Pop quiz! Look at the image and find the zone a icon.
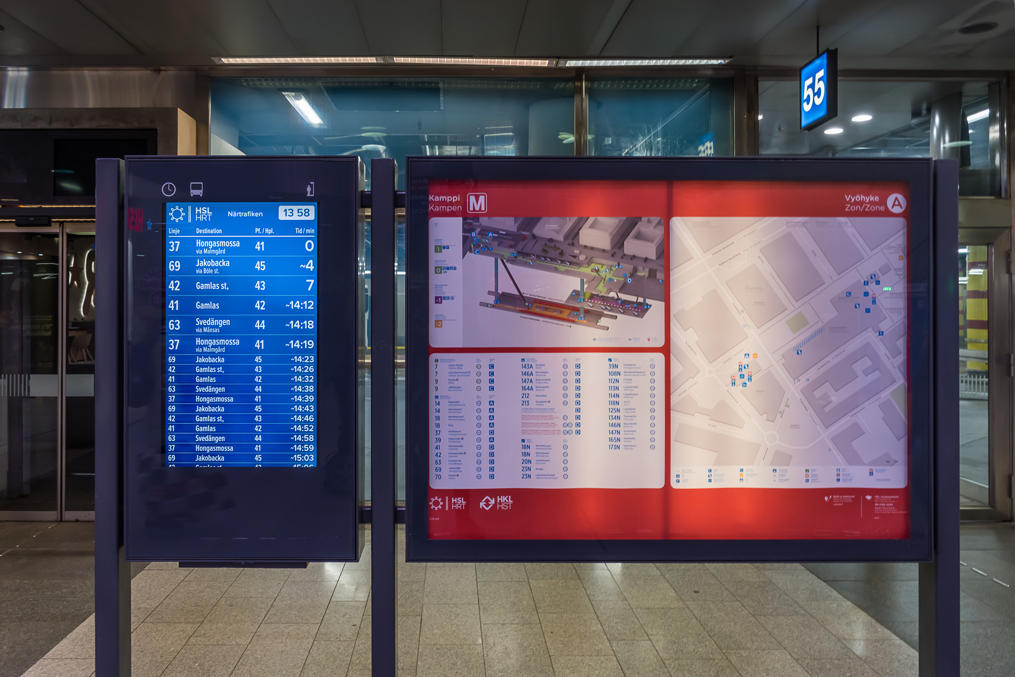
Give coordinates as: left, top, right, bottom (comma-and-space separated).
466, 192, 487, 214
886, 193, 907, 214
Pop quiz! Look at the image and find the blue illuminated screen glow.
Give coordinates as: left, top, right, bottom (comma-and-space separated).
164, 201, 318, 468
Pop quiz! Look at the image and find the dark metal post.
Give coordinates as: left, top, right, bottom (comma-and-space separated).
370, 159, 398, 677
94, 158, 130, 675
919, 159, 960, 676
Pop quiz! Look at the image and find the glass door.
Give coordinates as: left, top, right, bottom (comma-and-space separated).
958, 230, 1012, 519
0, 228, 61, 518
64, 224, 96, 518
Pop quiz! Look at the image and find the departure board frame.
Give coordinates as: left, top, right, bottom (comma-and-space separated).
405, 157, 943, 563
123, 156, 362, 562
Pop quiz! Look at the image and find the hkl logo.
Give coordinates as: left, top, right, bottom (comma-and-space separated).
466, 193, 487, 214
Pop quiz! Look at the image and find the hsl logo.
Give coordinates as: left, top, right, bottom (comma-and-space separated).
466, 193, 488, 214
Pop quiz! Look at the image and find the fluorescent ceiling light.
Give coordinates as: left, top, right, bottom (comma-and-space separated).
823, 127, 844, 135
958, 247, 969, 254
757, 114, 764, 120
564, 58, 730, 67
392, 57, 553, 67
966, 108, 989, 123
851, 113, 873, 123
218, 56, 381, 64
943, 140, 972, 148
282, 91, 324, 126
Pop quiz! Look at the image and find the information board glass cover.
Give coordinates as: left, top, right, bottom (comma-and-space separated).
165, 201, 318, 468
423, 177, 917, 541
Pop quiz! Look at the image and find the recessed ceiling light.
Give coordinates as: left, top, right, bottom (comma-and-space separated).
217, 56, 381, 64
563, 58, 730, 67
967, 108, 989, 123
757, 114, 764, 120
281, 91, 324, 126
851, 113, 873, 123
392, 56, 553, 66
823, 127, 844, 135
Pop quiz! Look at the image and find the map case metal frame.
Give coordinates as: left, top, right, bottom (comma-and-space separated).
405, 156, 946, 564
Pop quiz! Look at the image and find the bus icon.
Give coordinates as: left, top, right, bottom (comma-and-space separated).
189, 181, 204, 197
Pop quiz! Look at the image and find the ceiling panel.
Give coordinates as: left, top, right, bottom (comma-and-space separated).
2, 0, 137, 55
601, 0, 712, 56
441, 0, 528, 56
676, 0, 811, 56
353, 0, 442, 55
266, 0, 369, 55
514, 0, 617, 55
0, 8, 64, 56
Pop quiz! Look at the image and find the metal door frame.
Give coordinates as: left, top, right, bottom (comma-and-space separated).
0, 221, 96, 521
959, 226, 1013, 521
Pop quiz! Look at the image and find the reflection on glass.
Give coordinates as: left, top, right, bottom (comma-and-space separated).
0, 233, 60, 512
65, 232, 96, 511
210, 77, 575, 187
958, 244, 989, 507
588, 77, 733, 157
758, 80, 1002, 196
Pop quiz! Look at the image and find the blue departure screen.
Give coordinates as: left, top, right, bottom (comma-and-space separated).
164, 201, 318, 468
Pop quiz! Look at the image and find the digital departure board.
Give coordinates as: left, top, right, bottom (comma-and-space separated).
122, 156, 362, 562
407, 157, 941, 563
164, 202, 318, 468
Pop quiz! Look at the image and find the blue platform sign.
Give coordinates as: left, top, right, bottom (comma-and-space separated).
800, 49, 838, 130
164, 201, 318, 468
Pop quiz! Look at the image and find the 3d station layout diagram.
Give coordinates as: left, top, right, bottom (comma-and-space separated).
462, 215, 665, 331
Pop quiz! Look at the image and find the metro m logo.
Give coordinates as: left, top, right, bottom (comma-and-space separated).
466, 193, 487, 214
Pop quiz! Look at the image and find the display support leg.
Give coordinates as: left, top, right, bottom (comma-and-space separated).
370, 159, 398, 677
919, 159, 959, 677
95, 158, 130, 676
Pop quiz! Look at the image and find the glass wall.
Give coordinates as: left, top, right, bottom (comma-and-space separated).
210, 77, 577, 187
588, 77, 733, 156
759, 79, 1004, 195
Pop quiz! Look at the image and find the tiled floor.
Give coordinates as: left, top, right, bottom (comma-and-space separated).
25, 528, 918, 677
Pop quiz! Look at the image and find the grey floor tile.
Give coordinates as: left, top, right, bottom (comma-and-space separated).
796, 655, 880, 676
844, 637, 918, 676
398, 615, 423, 674
286, 562, 345, 583
202, 595, 273, 625
21, 658, 95, 677
424, 564, 478, 605
525, 563, 578, 581
959, 620, 1015, 677
757, 613, 853, 660
657, 563, 736, 602
576, 567, 626, 601
416, 644, 486, 677
614, 573, 683, 609
805, 600, 901, 642
130, 622, 198, 677
725, 648, 810, 676
332, 569, 371, 602
529, 578, 596, 616
347, 615, 372, 675
482, 623, 553, 677
42, 616, 94, 659
590, 599, 647, 641
550, 654, 624, 676
634, 607, 725, 661
161, 643, 244, 676
181, 567, 242, 585
538, 612, 613, 656
605, 563, 659, 578
186, 620, 261, 646
476, 562, 527, 582
129, 569, 190, 609
232, 637, 315, 677
317, 601, 367, 641
685, 600, 780, 650
146, 581, 228, 623
398, 579, 425, 615
663, 657, 740, 676
478, 580, 538, 624
264, 581, 337, 624
300, 639, 355, 677
419, 603, 483, 645
722, 580, 808, 616
610, 639, 667, 676
224, 568, 291, 597
706, 563, 769, 583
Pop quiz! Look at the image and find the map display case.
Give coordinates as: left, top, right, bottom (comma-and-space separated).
406, 158, 939, 562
